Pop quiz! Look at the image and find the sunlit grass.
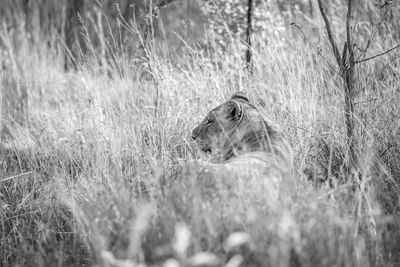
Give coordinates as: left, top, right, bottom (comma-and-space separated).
1, 9, 400, 267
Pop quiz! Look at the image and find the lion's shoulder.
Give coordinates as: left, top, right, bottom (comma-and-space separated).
181, 154, 284, 202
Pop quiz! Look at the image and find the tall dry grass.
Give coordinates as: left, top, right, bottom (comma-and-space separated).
1, 4, 400, 267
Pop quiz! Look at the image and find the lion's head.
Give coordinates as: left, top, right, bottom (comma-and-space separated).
192, 92, 292, 164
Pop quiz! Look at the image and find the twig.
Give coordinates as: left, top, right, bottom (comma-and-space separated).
356, 5, 394, 62
0, 172, 32, 183
4, 210, 40, 222
354, 98, 377, 105
359, 55, 399, 92
290, 23, 340, 75
356, 43, 400, 64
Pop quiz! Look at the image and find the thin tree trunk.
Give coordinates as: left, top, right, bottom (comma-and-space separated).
245, 0, 253, 73
64, 0, 85, 70
22, 0, 33, 33
122, 0, 134, 43
344, 0, 357, 168
0, 75, 2, 142
343, 67, 357, 167
317, 0, 358, 170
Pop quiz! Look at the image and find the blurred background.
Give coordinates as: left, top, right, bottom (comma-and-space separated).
1, 0, 398, 69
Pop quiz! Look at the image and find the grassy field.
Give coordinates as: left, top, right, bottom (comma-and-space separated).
1, 6, 400, 267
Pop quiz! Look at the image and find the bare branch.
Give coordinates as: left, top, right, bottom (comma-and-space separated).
317, 0, 341, 66
356, 5, 394, 62
354, 98, 377, 105
0, 172, 32, 183
356, 43, 400, 64
359, 55, 399, 92
290, 23, 340, 75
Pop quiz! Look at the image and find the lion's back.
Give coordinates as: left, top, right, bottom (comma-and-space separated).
178, 152, 292, 206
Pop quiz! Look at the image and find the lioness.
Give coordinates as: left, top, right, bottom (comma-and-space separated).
182, 92, 294, 204
191, 92, 292, 167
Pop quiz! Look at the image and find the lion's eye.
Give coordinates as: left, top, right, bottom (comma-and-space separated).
206, 118, 213, 125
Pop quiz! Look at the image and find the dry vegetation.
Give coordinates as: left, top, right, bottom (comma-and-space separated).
1, 1, 400, 266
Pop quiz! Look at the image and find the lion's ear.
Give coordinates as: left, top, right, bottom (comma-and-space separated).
230, 91, 249, 103
227, 100, 243, 122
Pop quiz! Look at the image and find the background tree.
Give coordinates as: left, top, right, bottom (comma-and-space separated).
245, 0, 254, 73
65, 0, 86, 69
315, 0, 400, 171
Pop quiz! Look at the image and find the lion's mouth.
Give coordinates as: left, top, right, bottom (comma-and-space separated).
196, 141, 212, 154
202, 147, 212, 154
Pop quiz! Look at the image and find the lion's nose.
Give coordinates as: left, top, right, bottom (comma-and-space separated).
192, 127, 199, 140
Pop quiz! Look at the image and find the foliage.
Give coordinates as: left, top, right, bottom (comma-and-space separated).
199, 0, 286, 48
